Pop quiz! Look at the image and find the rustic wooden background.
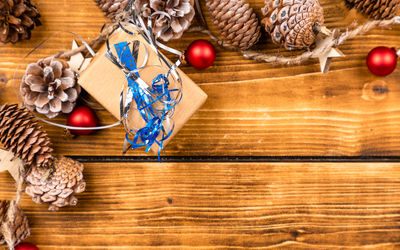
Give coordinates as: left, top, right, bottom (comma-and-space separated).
1, 0, 400, 248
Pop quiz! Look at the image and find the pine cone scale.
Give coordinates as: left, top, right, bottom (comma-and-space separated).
261, 0, 324, 50
0, 0, 40, 43
25, 156, 86, 211
95, 0, 195, 41
0, 201, 30, 247
0, 104, 54, 168
21, 57, 80, 118
14, 3, 26, 16
207, 0, 261, 50
345, 0, 400, 20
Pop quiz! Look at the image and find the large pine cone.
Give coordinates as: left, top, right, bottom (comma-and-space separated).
261, 0, 324, 50
0, 200, 30, 247
21, 57, 81, 119
25, 156, 86, 211
0, 104, 53, 168
345, 0, 400, 20
94, 0, 130, 19
0, 0, 41, 44
206, 0, 261, 50
135, 0, 195, 42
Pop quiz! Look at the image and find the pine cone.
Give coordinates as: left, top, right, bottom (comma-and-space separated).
261, 0, 325, 50
0, 0, 41, 44
0, 104, 53, 168
94, 0, 130, 19
25, 156, 86, 211
345, 0, 400, 20
206, 0, 261, 50
0, 200, 30, 247
20, 57, 81, 119
135, 0, 195, 42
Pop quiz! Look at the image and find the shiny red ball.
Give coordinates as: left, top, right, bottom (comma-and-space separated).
366, 46, 398, 76
15, 242, 39, 250
67, 106, 98, 135
185, 39, 216, 69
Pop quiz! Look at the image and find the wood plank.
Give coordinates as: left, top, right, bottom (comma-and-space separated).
1, 0, 400, 157
1, 162, 400, 249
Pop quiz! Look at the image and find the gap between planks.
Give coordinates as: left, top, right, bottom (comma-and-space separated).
69, 155, 400, 163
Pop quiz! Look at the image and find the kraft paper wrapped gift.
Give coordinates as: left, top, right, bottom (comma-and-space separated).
78, 29, 208, 153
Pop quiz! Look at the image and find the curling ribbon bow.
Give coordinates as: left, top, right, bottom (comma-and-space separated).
106, 2, 183, 161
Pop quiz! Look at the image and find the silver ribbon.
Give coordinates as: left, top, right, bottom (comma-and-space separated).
105, 2, 184, 153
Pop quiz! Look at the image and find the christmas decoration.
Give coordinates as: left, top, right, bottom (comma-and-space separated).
20, 57, 81, 119
0, 0, 41, 44
0, 201, 30, 248
235, 16, 400, 73
366, 46, 398, 76
0, 149, 23, 181
0, 149, 30, 249
0, 104, 53, 168
345, 0, 400, 20
185, 39, 216, 69
78, 25, 207, 156
25, 156, 86, 211
67, 106, 98, 135
67, 0, 400, 75
205, 0, 261, 50
94, 0, 130, 20
134, 0, 195, 42
261, 0, 325, 50
311, 31, 345, 73
0, 103, 87, 210
68, 40, 93, 75
15, 242, 39, 250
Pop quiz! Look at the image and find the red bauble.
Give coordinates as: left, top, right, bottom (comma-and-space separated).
366, 46, 398, 76
67, 106, 98, 135
15, 242, 39, 250
185, 39, 216, 69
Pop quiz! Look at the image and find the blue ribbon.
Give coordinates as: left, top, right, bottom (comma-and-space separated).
114, 41, 178, 161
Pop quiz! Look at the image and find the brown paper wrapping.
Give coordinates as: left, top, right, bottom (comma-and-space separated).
78, 28, 208, 153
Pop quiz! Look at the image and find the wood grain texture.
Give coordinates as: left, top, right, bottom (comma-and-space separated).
1, 162, 400, 249
1, 0, 400, 157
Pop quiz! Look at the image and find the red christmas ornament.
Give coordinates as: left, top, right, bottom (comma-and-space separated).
15, 242, 39, 250
185, 39, 216, 69
67, 106, 98, 135
366, 46, 398, 76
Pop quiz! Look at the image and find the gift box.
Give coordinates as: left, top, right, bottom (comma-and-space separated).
78, 28, 208, 153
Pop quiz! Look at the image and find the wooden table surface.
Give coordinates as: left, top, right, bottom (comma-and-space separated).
1, 0, 400, 249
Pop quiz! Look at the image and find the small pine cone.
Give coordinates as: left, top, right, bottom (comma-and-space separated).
206, 0, 261, 50
345, 0, 400, 20
0, 104, 54, 168
135, 0, 195, 42
20, 57, 81, 119
261, 0, 325, 50
25, 156, 86, 211
0, 0, 41, 44
0, 200, 30, 247
94, 0, 130, 19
